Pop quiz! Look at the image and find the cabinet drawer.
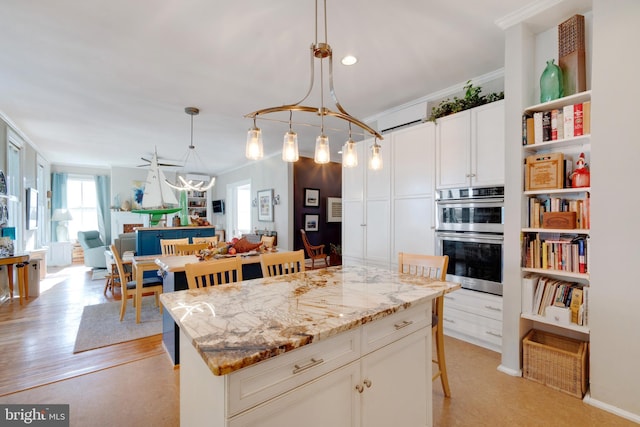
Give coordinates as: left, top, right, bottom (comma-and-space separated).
361, 302, 431, 355
227, 329, 360, 417
443, 289, 502, 321
443, 306, 502, 352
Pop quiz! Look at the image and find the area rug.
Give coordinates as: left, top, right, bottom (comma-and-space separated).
91, 268, 109, 281
73, 298, 162, 353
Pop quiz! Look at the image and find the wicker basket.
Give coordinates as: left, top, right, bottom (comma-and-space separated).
522, 329, 588, 398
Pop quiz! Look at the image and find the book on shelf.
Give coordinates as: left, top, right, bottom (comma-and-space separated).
526, 195, 589, 229
523, 100, 590, 145
528, 275, 586, 325
522, 274, 540, 314
521, 232, 588, 273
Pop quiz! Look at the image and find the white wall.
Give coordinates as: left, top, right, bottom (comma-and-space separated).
588, 0, 640, 418
211, 154, 293, 250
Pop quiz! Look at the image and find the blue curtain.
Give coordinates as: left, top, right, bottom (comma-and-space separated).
95, 175, 111, 244
51, 173, 67, 242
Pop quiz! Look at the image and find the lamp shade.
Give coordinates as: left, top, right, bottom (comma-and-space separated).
52, 208, 73, 222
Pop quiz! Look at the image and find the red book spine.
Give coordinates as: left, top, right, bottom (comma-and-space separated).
574, 103, 584, 136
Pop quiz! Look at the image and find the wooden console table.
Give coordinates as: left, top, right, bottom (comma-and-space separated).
0, 254, 30, 305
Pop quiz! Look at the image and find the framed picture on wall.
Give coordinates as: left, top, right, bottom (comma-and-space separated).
304, 188, 320, 207
257, 189, 274, 222
304, 214, 319, 232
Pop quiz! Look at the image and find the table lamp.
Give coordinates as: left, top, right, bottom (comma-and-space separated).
52, 209, 73, 241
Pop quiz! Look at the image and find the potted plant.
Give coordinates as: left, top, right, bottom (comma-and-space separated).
329, 243, 342, 266
428, 80, 504, 122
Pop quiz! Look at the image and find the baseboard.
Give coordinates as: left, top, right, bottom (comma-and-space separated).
583, 393, 640, 424
497, 364, 522, 377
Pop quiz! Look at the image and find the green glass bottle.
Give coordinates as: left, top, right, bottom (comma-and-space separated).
540, 59, 564, 102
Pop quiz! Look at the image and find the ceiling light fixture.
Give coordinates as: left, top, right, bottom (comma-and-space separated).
341, 55, 357, 66
244, 0, 383, 167
165, 107, 216, 192
342, 124, 358, 168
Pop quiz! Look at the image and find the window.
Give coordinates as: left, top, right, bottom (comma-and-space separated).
66, 175, 98, 241
226, 180, 251, 238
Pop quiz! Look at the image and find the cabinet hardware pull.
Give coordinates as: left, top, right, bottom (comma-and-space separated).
484, 305, 501, 312
363, 379, 372, 388
355, 384, 364, 393
394, 320, 413, 330
292, 357, 324, 374
485, 331, 502, 338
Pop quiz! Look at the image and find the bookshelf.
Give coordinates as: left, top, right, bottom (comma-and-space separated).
187, 189, 208, 219
520, 91, 591, 335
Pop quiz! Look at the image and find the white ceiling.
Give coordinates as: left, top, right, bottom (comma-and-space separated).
0, 0, 533, 175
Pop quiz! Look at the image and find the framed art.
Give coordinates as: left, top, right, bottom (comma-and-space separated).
304, 214, 319, 232
304, 188, 320, 207
257, 189, 274, 222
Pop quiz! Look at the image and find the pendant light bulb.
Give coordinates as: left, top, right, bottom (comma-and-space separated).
343, 139, 358, 168
245, 119, 264, 160
282, 131, 299, 162
369, 141, 382, 170
314, 134, 330, 164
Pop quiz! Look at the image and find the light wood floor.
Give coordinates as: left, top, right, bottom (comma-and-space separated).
0, 264, 636, 426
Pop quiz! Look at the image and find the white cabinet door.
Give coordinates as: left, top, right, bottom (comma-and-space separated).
436, 110, 471, 189
343, 142, 366, 202
393, 196, 435, 256
361, 329, 431, 427
364, 200, 390, 264
393, 122, 436, 197
229, 362, 360, 427
472, 100, 505, 187
343, 200, 364, 260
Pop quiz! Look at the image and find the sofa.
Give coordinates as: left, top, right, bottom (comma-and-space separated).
77, 230, 108, 269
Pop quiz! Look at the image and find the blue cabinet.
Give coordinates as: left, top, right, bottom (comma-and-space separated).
135, 226, 216, 255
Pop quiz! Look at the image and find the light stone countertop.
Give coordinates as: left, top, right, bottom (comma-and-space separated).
160, 264, 458, 376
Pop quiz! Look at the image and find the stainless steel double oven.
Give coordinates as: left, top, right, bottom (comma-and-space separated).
435, 186, 504, 296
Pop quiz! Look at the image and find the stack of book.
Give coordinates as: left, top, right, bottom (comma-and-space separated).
522, 232, 588, 273
528, 196, 590, 229
522, 274, 588, 326
522, 100, 591, 145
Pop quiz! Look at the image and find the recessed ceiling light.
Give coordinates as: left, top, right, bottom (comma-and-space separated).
341, 55, 357, 66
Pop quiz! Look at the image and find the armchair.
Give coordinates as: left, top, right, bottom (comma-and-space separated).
77, 230, 108, 269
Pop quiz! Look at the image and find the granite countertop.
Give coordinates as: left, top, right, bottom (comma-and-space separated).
161, 264, 456, 376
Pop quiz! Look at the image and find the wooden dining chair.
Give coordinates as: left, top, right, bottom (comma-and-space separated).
398, 252, 451, 398
175, 242, 209, 256
260, 250, 305, 277
192, 236, 219, 247
185, 257, 243, 289
300, 229, 329, 269
160, 238, 190, 255
110, 244, 163, 321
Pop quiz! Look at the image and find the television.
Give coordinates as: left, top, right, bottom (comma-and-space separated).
212, 199, 225, 214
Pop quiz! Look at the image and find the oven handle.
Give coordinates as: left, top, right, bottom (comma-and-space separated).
435, 231, 504, 243
436, 198, 504, 206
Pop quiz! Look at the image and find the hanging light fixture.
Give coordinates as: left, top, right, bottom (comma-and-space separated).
165, 107, 216, 192
244, 0, 383, 166
342, 124, 358, 168
369, 139, 383, 171
282, 112, 299, 162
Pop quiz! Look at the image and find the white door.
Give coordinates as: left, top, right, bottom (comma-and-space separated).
472, 100, 505, 187
360, 329, 431, 427
436, 110, 471, 189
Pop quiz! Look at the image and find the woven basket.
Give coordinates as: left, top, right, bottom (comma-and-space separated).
523, 329, 588, 398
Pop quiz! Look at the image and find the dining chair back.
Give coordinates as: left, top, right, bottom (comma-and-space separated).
260, 250, 305, 277
192, 236, 219, 247
160, 238, 190, 255
398, 252, 451, 397
185, 257, 243, 289
175, 242, 208, 256
110, 244, 163, 321
300, 229, 329, 269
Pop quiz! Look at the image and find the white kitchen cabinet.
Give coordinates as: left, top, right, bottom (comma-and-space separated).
181, 301, 433, 427
342, 139, 391, 266
436, 100, 505, 189
392, 122, 436, 258
343, 123, 437, 265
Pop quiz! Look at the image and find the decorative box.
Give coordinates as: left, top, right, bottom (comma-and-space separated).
525, 152, 564, 191
542, 211, 577, 229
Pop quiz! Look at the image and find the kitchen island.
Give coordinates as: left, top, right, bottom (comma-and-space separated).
161, 264, 455, 427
